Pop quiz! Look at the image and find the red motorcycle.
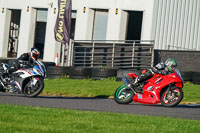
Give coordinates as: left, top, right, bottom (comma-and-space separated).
114, 68, 184, 107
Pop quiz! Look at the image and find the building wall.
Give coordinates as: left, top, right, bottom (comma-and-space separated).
0, 0, 155, 62
152, 0, 200, 50
154, 50, 200, 72
0, 0, 60, 62
1, 0, 199, 63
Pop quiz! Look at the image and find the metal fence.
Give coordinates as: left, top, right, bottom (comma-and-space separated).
67, 40, 154, 69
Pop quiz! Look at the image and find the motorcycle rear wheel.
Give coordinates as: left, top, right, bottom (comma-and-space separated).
160, 87, 183, 107
114, 85, 134, 104
23, 79, 44, 97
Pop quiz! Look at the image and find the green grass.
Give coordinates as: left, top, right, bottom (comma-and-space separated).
43, 77, 122, 97
43, 78, 200, 103
182, 82, 200, 103
0, 104, 199, 133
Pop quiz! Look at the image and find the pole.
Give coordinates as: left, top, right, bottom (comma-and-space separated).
67, 39, 72, 66
61, 43, 66, 66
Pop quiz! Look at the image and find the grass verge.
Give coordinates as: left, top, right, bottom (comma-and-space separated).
42, 78, 200, 103
43, 77, 121, 97
0, 104, 199, 133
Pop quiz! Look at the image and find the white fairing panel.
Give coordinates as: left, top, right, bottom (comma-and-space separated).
15, 69, 34, 79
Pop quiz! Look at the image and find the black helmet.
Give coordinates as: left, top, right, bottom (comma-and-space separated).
30, 48, 40, 61
165, 58, 177, 72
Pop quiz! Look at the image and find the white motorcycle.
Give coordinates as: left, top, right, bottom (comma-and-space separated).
0, 61, 46, 97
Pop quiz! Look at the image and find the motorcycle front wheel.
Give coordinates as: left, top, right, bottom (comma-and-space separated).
23, 79, 44, 97
114, 84, 135, 104
160, 87, 183, 107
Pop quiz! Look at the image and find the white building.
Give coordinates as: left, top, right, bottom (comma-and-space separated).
0, 0, 199, 63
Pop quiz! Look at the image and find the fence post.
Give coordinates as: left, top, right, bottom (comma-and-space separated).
132, 41, 135, 67
70, 40, 74, 66
112, 43, 115, 68
91, 42, 95, 67
84, 48, 86, 67
67, 39, 72, 66
151, 41, 154, 67
61, 43, 65, 66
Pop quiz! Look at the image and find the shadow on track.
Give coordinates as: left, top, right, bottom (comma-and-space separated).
1, 92, 200, 108
0, 92, 109, 99
37, 95, 109, 99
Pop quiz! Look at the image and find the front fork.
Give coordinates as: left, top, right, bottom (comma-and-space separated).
32, 78, 39, 85
167, 83, 172, 91
29, 77, 40, 89
166, 83, 176, 96
122, 77, 136, 94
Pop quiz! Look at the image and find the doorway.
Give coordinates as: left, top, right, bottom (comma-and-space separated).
70, 10, 77, 39
34, 8, 48, 59
126, 11, 143, 41
7, 10, 21, 58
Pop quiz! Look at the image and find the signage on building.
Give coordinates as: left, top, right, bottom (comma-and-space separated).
54, 0, 71, 44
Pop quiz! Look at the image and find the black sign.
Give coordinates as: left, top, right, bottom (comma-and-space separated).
54, 0, 72, 44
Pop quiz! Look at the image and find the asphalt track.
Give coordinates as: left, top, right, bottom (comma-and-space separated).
0, 92, 200, 120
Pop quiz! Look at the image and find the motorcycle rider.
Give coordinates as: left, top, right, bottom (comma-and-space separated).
132, 58, 177, 87
7, 48, 40, 74
1, 48, 40, 81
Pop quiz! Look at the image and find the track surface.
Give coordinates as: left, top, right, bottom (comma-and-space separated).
0, 92, 200, 120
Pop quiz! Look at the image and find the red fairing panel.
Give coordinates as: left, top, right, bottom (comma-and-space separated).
133, 73, 183, 104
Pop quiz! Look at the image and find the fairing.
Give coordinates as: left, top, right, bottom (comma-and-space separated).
130, 71, 183, 104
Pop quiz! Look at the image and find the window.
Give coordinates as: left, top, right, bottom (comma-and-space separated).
70, 10, 77, 39
92, 9, 108, 40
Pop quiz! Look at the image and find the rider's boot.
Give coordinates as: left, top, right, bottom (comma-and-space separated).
131, 77, 143, 93
8, 81, 18, 93
8, 87, 16, 93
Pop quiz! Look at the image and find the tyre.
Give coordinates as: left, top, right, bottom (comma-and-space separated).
42, 62, 56, 69
114, 85, 135, 104
0, 59, 9, 64
69, 67, 91, 79
91, 68, 117, 80
180, 71, 193, 82
192, 72, 200, 84
160, 87, 183, 107
8, 60, 15, 65
46, 66, 70, 79
46, 74, 65, 79
47, 66, 70, 74
116, 69, 139, 82
23, 79, 44, 97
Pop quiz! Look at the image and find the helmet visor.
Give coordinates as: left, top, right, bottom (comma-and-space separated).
32, 52, 39, 60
